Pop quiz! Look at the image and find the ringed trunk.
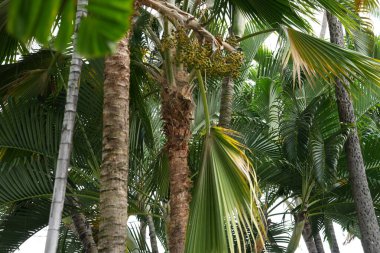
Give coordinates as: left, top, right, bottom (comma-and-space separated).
44, 1, 87, 252
326, 12, 380, 253
98, 34, 131, 252
72, 212, 98, 253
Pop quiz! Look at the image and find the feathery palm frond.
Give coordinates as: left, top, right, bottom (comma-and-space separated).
284, 27, 380, 87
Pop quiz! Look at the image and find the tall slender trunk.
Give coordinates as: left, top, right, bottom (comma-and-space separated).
302, 220, 318, 253
319, 11, 327, 39
162, 71, 194, 253
44, 1, 87, 252
326, 12, 380, 253
325, 219, 340, 253
286, 213, 305, 253
147, 215, 159, 253
313, 232, 325, 253
98, 34, 131, 252
219, 7, 245, 128
72, 212, 98, 253
140, 220, 147, 243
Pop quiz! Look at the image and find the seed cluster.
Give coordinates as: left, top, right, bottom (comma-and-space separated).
161, 28, 244, 78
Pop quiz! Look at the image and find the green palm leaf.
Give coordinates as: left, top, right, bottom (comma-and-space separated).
0, 200, 50, 252
186, 127, 264, 253
284, 27, 380, 86
0, 100, 62, 157
7, 0, 134, 57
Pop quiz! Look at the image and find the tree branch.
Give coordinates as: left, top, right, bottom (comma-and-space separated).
141, 0, 235, 52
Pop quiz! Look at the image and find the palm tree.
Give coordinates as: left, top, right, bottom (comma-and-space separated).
218, 6, 246, 128
98, 35, 131, 252
232, 42, 380, 253
326, 12, 380, 253
3, 2, 380, 253
45, 1, 88, 252
0, 51, 105, 252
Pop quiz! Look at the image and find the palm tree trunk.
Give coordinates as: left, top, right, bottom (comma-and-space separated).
313, 232, 325, 253
286, 213, 305, 253
98, 34, 131, 252
325, 219, 340, 253
219, 7, 245, 128
140, 220, 147, 242
219, 76, 234, 127
72, 212, 98, 253
319, 11, 327, 39
302, 220, 318, 253
162, 72, 194, 253
44, 1, 87, 252
326, 12, 380, 253
147, 215, 159, 253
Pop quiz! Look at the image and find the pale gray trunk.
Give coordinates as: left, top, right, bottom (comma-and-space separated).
147, 215, 159, 253
326, 12, 380, 253
319, 11, 327, 39
313, 232, 325, 253
72, 212, 98, 253
302, 220, 318, 253
44, 1, 87, 252
325, 219, 340, 253
219, 7, 245, 128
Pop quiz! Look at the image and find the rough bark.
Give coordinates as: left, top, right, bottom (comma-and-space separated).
147, 215, 159, 253
162, 70, 194, 253
219, 76, 234, 128
326, 12, 380, 253
72, 212, 98, 253
313, 232, 325, 253
140, 220, 147, 242
44, 1, 87, 252
325, 219, 340, 253
302, 220, 318, 253
218, 8, 245, 128
98, 34, 131, 253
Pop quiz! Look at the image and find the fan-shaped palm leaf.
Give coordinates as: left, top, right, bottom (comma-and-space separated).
186, 127, 264, 253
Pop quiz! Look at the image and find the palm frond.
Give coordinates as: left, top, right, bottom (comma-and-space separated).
0, 200, 50, 252
186, 127, 264, 253
0, 100, 62, 157
284, 27, 380, 86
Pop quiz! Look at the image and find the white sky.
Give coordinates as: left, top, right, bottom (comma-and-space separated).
13, 11, 380, 253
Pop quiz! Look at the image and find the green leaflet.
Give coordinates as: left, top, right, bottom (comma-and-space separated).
7, 0, 134, 57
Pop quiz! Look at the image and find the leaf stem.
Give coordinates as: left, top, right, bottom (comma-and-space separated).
237, 28, 277, 42
196, 70, 210, 133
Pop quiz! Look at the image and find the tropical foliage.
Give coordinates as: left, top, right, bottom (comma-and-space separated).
1, 0, 380, 253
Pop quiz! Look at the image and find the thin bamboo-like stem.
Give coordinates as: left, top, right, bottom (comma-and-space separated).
44, 1, 87, 252
163, 18, 176, 87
